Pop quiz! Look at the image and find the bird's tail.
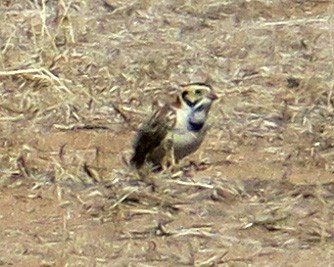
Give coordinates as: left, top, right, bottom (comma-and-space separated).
130, 150, 145, 169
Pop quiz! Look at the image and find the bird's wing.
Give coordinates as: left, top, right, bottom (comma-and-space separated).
130, 105, 176, 169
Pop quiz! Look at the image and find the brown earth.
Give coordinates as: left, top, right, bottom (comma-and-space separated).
1, 0, 334, 266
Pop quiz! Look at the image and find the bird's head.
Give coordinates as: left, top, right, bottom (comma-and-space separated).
178, 83, 218, 112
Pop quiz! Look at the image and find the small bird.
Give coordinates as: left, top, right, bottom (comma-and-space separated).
130, 83, 218, 171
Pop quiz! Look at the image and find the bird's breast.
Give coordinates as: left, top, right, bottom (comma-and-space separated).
172, 128, 206, 160
172, 106, 207, 160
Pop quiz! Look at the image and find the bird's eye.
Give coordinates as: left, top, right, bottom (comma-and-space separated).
195, 90, 202, 95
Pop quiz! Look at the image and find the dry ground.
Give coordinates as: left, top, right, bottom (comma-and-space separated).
1, 0, 334, 266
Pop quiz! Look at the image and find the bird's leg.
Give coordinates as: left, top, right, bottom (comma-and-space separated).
160, 137, 173, 171
161, 134, 180, 176
170, 141, 176, 168
167, 138, 176, 168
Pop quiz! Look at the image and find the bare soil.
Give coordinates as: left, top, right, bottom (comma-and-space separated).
1, 0, 334, 266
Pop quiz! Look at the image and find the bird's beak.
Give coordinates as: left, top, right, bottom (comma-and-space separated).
208, 91, 218, 101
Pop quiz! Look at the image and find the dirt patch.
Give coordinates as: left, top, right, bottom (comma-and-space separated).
1, 0, 334, 266
1, 171, 334, 266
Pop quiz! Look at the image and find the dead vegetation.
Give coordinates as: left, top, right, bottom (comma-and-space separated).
1, 0, 334, 266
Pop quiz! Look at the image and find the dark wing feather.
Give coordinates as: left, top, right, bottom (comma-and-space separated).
130, 105, 175, 169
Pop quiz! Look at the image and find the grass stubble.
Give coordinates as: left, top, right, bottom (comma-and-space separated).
0, 0, 334, 266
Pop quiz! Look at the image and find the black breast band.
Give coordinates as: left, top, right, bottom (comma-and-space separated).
188, 120, 204, 131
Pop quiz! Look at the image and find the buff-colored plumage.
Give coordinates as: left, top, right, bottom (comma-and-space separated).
130, 83, 218, 171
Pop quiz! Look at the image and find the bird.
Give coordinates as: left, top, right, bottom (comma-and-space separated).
130, 82, 218, 171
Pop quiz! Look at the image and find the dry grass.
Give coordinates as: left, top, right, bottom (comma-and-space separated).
1, 0, 334, 266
